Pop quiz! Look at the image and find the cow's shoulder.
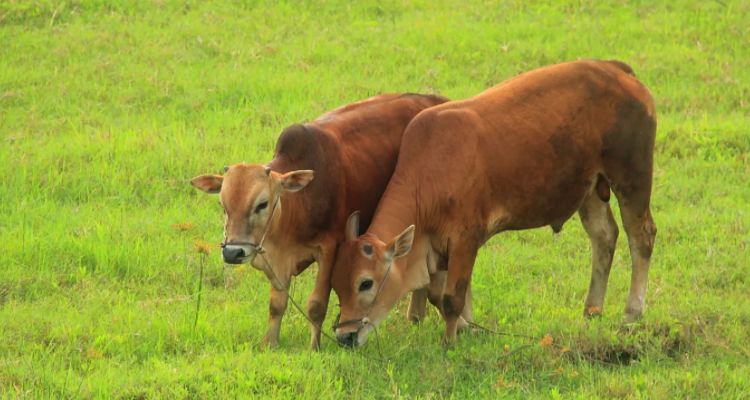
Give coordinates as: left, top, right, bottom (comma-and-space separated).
276, 123, 317, 146
275, 124, 336, 163
271, 124, 340, 234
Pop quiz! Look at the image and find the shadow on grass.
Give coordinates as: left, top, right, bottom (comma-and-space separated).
565, 319, 699, 367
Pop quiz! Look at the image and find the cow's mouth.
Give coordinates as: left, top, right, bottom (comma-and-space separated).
337, 331, 366, 349
222, 244, 256, 264
222, 255, 253, 265
335, 324, 372, 349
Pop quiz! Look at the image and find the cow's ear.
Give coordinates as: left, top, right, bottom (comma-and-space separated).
190, 175, 224, 194
345, 211, 360, 241
385, 225, 415, 261
279, 170, 314, 192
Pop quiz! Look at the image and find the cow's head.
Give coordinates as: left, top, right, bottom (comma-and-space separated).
331, 211, 415, 348
190, 164, 314, 266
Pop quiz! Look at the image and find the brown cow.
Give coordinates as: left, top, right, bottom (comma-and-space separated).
190, 93, 449, 349
331, 59, 657, 347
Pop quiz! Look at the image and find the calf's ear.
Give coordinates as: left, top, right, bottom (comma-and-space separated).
385, 225, 415, 261
345, 211, 361, 241
279, 170, 314, 192
190, 175, 224, 194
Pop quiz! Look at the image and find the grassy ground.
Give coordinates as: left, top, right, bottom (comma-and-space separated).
1, 0, 749, 398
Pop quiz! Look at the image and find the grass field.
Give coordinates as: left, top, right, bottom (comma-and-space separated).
1, 0, 749, 398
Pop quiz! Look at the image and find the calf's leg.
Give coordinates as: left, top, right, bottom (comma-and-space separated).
424, 271, 471, 331
619, 204, 656, 322
579, 189, 619, 317
604, 115, 657, 322
263, 274, 290, 348
602, 98, 657, 321
307, 243, 335, 350
439, 241, 479, 345
407, 289, 428, 323
461, 280, 475, 325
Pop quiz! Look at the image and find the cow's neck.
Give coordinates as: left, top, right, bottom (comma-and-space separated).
367, 179, 418, 242
397, 236, 433, 295
264, 152, 335, 244
368, 178, 432, 292
264, 158, 303, 235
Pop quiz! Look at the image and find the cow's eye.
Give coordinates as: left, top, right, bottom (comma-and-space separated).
359, 279, 374, 292
255, 201, 268, 213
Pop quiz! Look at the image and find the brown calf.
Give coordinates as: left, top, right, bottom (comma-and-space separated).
331, 60, 657, 347
190, 93, 449, 349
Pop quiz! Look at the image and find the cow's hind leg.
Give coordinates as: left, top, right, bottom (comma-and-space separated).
618, 202, 656, 322
605, 107, 657, 322
579, 186, 619, 317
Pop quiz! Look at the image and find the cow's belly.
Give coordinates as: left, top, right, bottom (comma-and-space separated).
493, 165, 598, 232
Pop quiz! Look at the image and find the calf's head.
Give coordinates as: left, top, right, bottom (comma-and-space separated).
331, 212, 415, 348
190, 164, 313, 265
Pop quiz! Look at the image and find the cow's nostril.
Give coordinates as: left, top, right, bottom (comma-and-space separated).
337, 332, 358, 348
222, 246, 246, 263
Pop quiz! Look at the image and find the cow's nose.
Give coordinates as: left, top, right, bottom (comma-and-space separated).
222, 246, 246, 264
336, 331, 358, 348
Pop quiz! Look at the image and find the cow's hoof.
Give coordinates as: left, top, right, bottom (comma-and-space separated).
261, 336, 279, 350
624, 310, 642, 324
624, 301, 643, 323
441, 334, 458, 348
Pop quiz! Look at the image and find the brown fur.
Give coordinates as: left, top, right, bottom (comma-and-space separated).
191, 93, 449, 349
331, 60, 658, 347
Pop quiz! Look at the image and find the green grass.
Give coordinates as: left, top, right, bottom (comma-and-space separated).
1, 0, 749, 398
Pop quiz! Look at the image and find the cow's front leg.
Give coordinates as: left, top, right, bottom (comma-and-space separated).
306, 242, 335, 350
407, 289, 428, 323
427, 271, 472, 332
263, 274, 290, 348
440, 240, 479, 346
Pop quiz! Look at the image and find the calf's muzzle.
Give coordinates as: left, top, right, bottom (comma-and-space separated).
222, 245, 247, 264
336, 331, 358, 348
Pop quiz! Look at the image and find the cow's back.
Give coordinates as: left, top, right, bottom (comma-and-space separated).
316, 93, 448, 233
384, 60, 654, 240
269, 93, 449, 241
